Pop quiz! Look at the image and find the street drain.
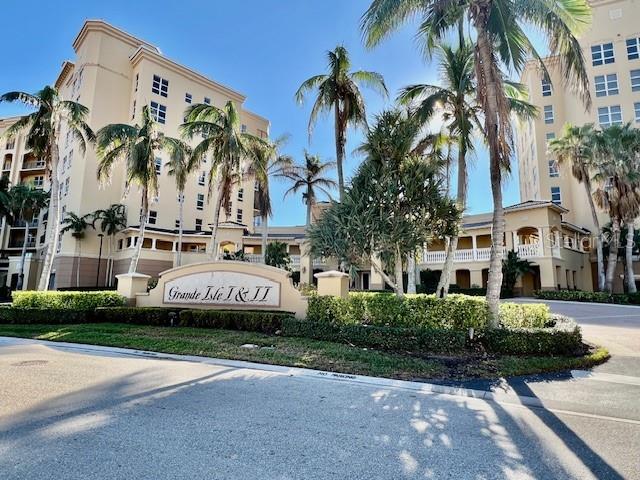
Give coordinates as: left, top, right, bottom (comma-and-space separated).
11, 360, 48, 367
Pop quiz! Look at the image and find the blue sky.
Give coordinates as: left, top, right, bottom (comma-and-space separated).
0, 0, 525, 226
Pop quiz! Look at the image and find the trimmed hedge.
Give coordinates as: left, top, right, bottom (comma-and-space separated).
499, 303, 550, 329
93, 307, 177, 326
12, 291, 126, 310
178, 309, 291, 334
535, 289, 640, 305
0, 307, 90, 324
282, 318, 467, 353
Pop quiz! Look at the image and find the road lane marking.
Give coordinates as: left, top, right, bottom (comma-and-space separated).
571, 370, 640, 386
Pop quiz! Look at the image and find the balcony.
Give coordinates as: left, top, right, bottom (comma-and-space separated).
21, 160, 45, 170
7, 238, 36, 249
10, 219, 39, 229
422, 243, 544, 264
245, 254, 302, 267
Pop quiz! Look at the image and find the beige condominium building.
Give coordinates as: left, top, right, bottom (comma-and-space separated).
515, 0, 640, 292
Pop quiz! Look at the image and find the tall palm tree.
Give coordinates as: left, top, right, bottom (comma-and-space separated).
181, 101, 265, 259
283, 152, 337, 231
295, 46, 388, 201
96, 106, 187, 273
592, 124, 640, 293
0, 86, 95, 290
549, 123, 605, 291
164, 144, 195, 267
247, 136, 294, 260
93, 204, 127, 286
60, 211, 93, 287
362, 0, 592, 324
7, 184, 49, 290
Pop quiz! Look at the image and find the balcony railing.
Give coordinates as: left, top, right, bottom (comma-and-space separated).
422, 243, 545, 264
245, 253, 302, 266
8, 239, 36, 249
517, 243, 542, 259
21, 160, 45, 170
10, 220, 39, 228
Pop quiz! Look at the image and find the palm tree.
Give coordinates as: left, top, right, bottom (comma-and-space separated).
96, 105, 187, 273
7, 184, 49, 290
181, 101, 265, 259
0, 175, 12, 222
283, 152, 337, 230
362, 0, 592, 324
93, 204, 127, 286
0, 86, 95, 290
60, 212, 94, 288
164, 144, 195, 267
592, 124, 640, 293
295, 46, 388, 200
549, 123, 605, 291
247, 136, 294, 260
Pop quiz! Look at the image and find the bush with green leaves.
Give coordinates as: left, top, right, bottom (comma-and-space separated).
0, 307, 90, 324
535, 289, 640, 305
499, 303, 550, 328
12, 291, 126, 310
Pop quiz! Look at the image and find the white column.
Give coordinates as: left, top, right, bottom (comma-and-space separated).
151, 238, 157, 250
472, 235, 478, 260
537, 227, 544, 256
172, 241, 177, 252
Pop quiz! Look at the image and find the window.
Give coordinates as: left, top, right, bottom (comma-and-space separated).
62, 155, 67, 171
598, 105, 623, 127
195, 219, 203, 231
236, 208, 243, 223
225, 203, 232, 217
254, 215, 262, 227
594, 73, 618, 96
33, 175, 44, 188
131, 99, 136, 120
257, 129, 268, 139
240, 124, 247, 133
591, 43, 615, 66
627, 37, 640, 60
635, 102, 640, 123
237, 188, 244, 201
543, 105, 554, 124
185, 92, 192, 103
542, 79, 552, 97
148, 210, 157, 225
155, 157, 162, 175
204, 97, 211, 105
175, 219, 181, 229
548, 159, 559, 177
152, 75, 169, 97
631, 69, 640, 92
134, 73, 139, 92
5, 139, 15, 150
64, 177, 70, 196
198, 171, 205, 186
68, 150, 73, 169
196, 193, 204, 210
150, 101, 166, 124
551, 186, 561, 204
65, 130, 71, 148
546, 132, 556, 143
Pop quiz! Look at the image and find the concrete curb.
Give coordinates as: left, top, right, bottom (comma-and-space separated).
0, 336, 545, 409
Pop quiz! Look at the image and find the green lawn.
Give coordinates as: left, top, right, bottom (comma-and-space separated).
0, 323, 609, 381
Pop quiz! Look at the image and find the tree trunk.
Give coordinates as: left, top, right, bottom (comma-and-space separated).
394, 246, 404, 298
177, 191, 184, 266
626, 222, 636, 293
605, 217, 620, 293
129, 192, 148, 274
105, 236, 113, 287
407, 252, 416, 294
475, 25, 505, 326
436, 143, 468, 298
38, 129, 62, 291
76, 238, 81, 288
17, 219, 29, 290
261, 215, 269, 263
583, 174, 605, 291
371, 260, 397, 292
208, 183, 223, 260
334, 102, 346, 201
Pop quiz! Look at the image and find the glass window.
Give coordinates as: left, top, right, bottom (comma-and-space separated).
594, 73, 619, 96
34, 175, 44, 188
131, 99, 136, 120
631, 69, 640, 92
548, 159, 559, 177
240, 124, 247, 133
634, 102, 640, 123
196, 193, 204, 210
627, 37, 640, 60
195, 219, 202, 231
175, 219, 180, 229
68, 150, 73, 169
551, 186, 561, 204
64, 177, 70, 195
598, 105, 623, 127
544, 105, 554, 124
155, 157, 162, 175
185, 93, 192, 103
236, 208, 243, 223
204, 97, 211, 105
198, 171, 205, 186
546, 132, 555, 143
134, 73, 139, 92
237, 188, 244, 201
254, 215, 262, 227
148, 210, 157, 225
591, 43, 615, 66
152, 75, 169, 97
150, 101, 166, 124
542, 79, 552, 97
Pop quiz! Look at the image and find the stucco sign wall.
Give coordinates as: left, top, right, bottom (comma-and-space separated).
134, 261, 308, 319
164, 271, 280, 307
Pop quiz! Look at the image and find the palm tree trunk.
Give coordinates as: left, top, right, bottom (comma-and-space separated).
261, 215, 269, 263
605, 216, 620, 293
334, 103, 346, 201
129, 193, 148, 274
208, 184, 223, 260
583, 175, 605, 291
38, 130, 62, 291
476, 26, 505, 326
407, 252, 416, 294
177, 191, 184, 266
394, 245, 404, 298
17, 219, 29, 290
105, 237, 113, 286
626, 222, 636, 293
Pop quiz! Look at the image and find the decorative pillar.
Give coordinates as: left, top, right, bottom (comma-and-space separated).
537, 227, 544, 256
115, 273, 151, 306
314, 271, 349, 298
172, 241, 177, 252
151, 238, 157, 250
472, 235, 478, 260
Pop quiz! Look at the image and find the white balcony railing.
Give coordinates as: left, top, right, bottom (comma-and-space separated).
517, 242, 542, 259
245, 254, 264, 263
422, 243, 544, 264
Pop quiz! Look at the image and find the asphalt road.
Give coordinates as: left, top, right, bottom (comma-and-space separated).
1, 338, 639, 480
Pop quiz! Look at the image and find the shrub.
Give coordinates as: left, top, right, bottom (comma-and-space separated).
535, 289, 640, 305
0, 307, 90, 324
93, 307, 177, 326
12, 291, 126, 310
499, 303, 550, 328
479, 324, 582, 356
282, 318, 466, 353
178, 309, 292, 334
